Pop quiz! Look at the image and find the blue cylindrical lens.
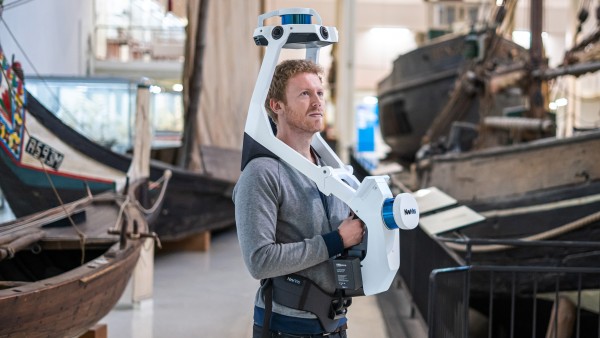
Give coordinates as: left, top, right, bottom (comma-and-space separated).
382, 197, 398, 230
281, 14, 312, 25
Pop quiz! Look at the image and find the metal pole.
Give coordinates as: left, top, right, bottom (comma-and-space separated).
528, 0, 546, 119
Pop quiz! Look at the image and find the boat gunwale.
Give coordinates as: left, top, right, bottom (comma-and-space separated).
424, 129, 600, 163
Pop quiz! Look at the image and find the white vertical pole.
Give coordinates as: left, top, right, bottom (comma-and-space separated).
127, 83, 151, 182
335, 0, 356, 163
126, 81, 155, 306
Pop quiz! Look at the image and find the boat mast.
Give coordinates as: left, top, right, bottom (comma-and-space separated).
528, 0, 546, 119
178, 0, 209, 171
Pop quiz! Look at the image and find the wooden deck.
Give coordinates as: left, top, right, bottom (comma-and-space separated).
40, 201, 121, 249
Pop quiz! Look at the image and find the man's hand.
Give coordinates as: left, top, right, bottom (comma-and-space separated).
337, 214, 365, 248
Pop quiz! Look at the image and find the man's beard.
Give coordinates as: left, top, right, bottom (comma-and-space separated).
282, 105, 324, 135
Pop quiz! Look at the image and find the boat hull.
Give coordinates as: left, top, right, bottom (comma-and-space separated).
0, 243, 140, 337
377, 33, 528, 162
0, 92, 235, 241
378, 34, 472, 162
417, 130, 600, 210
0, 190, 146, 337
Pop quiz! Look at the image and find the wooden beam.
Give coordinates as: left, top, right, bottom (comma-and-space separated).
545, 296, 576, 338
79, 324, 107, 338
161, 231, 211, 252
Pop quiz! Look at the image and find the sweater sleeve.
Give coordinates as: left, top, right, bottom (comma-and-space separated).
233, 159, 330, 280
321, 230, 344, 257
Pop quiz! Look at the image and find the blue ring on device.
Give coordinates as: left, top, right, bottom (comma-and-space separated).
382, 197, 398, 230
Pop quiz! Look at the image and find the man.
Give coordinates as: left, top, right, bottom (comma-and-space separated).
234, 59, 365, 338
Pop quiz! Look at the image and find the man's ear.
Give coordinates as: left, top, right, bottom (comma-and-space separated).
269, 98, 283, 115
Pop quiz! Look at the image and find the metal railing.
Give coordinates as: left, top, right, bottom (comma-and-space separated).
428, 264, 600, 338
400, 228, 600, 337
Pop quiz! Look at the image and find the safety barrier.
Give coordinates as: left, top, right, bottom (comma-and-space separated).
399, 228, 600, 337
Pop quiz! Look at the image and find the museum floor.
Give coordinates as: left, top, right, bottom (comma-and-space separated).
99, 228, 391, 338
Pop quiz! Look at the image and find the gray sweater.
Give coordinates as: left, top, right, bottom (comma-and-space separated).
233, 156, 349, 319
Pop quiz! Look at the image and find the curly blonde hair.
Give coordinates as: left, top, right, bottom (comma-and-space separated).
265, 59, 324, 124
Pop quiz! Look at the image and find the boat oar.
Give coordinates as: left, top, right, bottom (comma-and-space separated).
0, 228, 46, 261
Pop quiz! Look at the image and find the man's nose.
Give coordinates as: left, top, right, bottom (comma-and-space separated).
311, 95, 323, 107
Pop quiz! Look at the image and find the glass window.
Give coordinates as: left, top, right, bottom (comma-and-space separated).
94, 0, 187, 62
26, 77, 183, 153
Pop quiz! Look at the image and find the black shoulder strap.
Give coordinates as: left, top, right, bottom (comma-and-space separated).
261, 278, 273, 338
241, 129, 323, 172
241, 132, 279, 171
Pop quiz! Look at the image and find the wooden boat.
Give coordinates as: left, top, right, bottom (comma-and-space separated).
416, 181, 600, 287
377, 30, 529, 164
0, 67, 165, 337
376, 2, 600, 334
377, 0, 600, 195
416, 129, 600, 212
0, 178, 155, 337
390, 8, 600, 276
375, 1, 600, 250
0, 45, 237, 241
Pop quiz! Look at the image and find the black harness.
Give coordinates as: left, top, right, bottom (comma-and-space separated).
261, 274, 352, 336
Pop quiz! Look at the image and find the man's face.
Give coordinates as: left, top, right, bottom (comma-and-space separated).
275, 72, 325, 136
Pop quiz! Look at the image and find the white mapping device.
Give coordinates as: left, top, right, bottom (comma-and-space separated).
243, 8, 419, 296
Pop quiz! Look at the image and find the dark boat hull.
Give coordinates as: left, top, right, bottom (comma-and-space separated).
413, 131, 600, 276
377, 33, 528, 162
409, 179, 600, 298
377, 35, 471, 162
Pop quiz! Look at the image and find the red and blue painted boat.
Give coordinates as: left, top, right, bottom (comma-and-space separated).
0, 45, 236, 241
